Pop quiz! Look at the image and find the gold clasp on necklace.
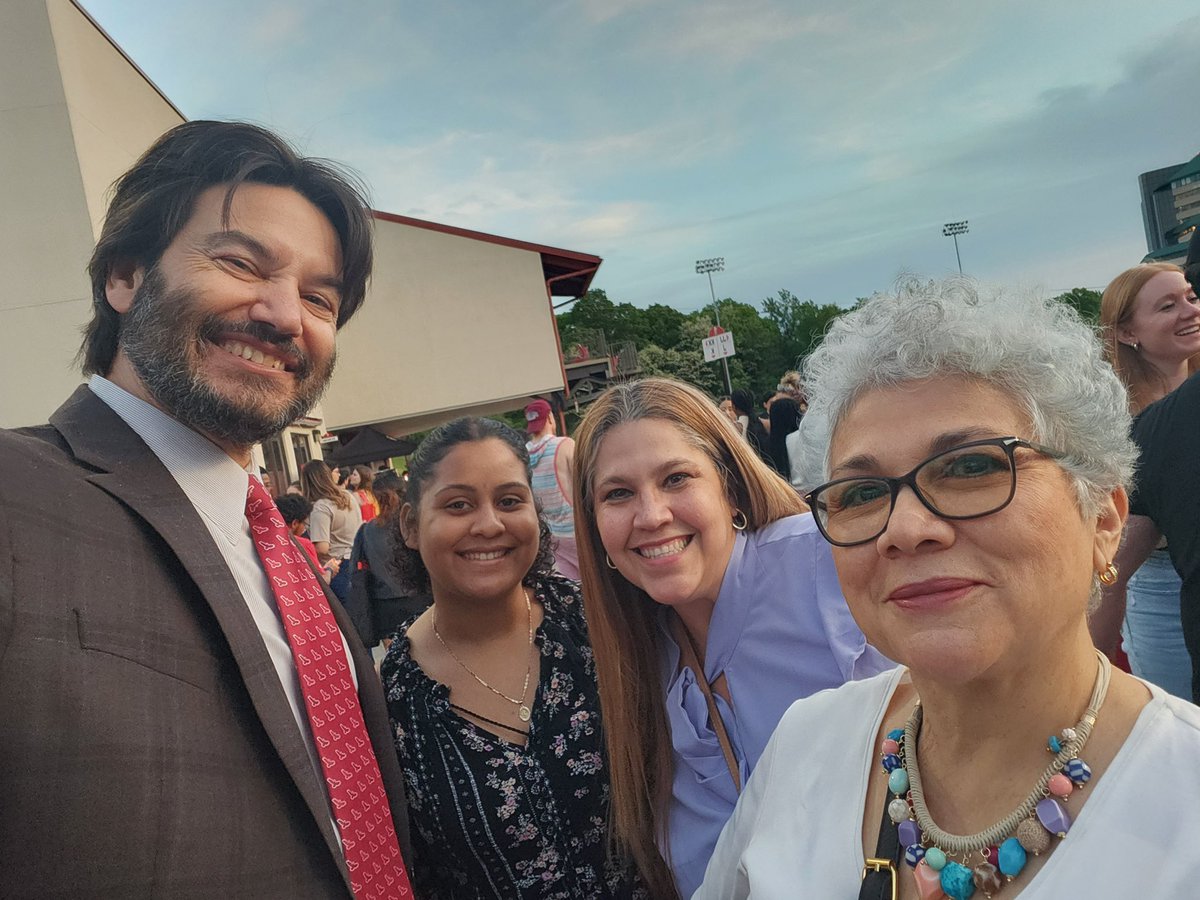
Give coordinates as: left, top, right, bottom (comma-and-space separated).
861, 858, 898, 900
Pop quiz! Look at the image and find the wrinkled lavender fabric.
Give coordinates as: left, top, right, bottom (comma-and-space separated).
657, 514, 894, 898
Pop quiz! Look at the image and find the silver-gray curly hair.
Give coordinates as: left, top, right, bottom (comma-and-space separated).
794, 277, 1136, 516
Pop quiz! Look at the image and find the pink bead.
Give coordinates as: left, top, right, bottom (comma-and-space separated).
912, 859, 945, 900
882, 738, 901, 755
1048, 772, 1074, 799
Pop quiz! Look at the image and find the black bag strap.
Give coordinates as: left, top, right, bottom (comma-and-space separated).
858, 799, 900, 900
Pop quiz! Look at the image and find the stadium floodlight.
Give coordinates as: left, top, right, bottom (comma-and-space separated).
942, 221, 969, 273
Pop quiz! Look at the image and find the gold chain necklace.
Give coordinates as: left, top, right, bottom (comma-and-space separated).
432, 586, 535, 722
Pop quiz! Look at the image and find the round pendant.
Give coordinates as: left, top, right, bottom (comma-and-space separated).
518, 705, 532, 722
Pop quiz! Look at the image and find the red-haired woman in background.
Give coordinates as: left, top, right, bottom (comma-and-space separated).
1091, 263, 1200, 700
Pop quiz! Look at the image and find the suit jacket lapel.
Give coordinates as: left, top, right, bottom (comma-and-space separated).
50, 387, 351, 877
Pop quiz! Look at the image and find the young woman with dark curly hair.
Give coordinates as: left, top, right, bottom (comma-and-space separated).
380, 417, 646, 899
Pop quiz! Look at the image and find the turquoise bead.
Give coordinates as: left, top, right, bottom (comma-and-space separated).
1048, 735, 1062, 753
925, 846, 947, 871
998, 836, 1027, 877
888, 767, 909, 795
939, 861, 976, 899
887, 728, 904, 741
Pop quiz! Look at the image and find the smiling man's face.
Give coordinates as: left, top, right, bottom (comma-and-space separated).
108, 183, 343, 454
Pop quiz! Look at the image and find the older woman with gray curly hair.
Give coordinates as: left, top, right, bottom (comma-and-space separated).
697, 279, 1200, 900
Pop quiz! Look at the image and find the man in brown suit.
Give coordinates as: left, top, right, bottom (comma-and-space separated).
0, 122, 411, 898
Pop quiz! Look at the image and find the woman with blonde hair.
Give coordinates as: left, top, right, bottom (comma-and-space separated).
1091, 262, 1200, 699
573, 377, 890, 898
301, 459, 363, 601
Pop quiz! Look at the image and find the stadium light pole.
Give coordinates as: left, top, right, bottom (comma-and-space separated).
696, 257, 732, 395
942, 221, 969, 274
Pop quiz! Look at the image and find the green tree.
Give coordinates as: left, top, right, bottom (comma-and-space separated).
632, 303, 686, 350
760, 289, 845, 369
1052, 287, 1102, 324
681, 303, 783, 398
638, 344, 726, 396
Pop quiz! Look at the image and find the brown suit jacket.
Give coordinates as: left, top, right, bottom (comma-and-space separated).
0, 387, 411, 899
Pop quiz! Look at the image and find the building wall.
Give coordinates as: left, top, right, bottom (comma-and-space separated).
321, 218, 566, 433
1173, 174, 1200, 224
0, 0, 182, 427
1139, 164, 1181, 254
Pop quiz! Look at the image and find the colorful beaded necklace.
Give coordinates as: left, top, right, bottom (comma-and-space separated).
878, 651, 1110, 900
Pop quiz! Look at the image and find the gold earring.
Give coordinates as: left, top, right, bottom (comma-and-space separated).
605, 554, 618, 570
732, 509, 748, 531
1098, 561, 1118, 586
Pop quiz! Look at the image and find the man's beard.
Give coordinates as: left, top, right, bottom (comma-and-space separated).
120, 265, 337, 448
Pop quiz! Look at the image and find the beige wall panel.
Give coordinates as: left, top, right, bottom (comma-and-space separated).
0, 0, 65, 112
322, 221, 565, 431
0, 300, 89, 426
47, 0, 184, 238
0, 1, 183, 427
0, 103, 95, 313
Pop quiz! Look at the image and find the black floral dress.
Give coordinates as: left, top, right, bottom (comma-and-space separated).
381, 575, 647, 899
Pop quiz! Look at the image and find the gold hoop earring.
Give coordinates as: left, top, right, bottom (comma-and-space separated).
606, 554, 618, 570
732, 509, 748, 531
1098, 561, 1118, 586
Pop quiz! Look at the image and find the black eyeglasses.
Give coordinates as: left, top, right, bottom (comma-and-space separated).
803, 437, 1063, 547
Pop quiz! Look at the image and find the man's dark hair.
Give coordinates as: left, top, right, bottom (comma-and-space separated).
275, 493, 313, 526
730, 388, 756, 418
81, 120, 374, 376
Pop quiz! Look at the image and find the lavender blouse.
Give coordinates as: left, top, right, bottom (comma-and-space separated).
658, 513, 893, 898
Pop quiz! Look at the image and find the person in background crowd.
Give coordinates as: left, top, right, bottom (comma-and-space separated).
572, 378, 891, 898
0, 120, 412, 897
275, 492, 323, 571
758, 391, 775, 433
767, 396, 801, 480
729, 388, 772, 471
285, 479, 303, 496
1089, 263, 1200, 700
698, 278, 1200, 899
717, 396, 740, 430
344, 469, 431, 649
381, 417, 647, 899
1099, 369, 1200, 704
301, 458, 363, 601
352, 463, 381, 522
260, 469, 274, 496
524, 398, 580, 580
774, 369, 804, 405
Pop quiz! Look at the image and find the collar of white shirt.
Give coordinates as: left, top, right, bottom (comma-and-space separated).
87, 375, 259, 543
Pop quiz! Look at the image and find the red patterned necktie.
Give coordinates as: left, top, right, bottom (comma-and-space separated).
245, 478, 412, 899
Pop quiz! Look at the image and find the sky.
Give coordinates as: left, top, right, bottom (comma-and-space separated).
83, 0, 1200, 314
